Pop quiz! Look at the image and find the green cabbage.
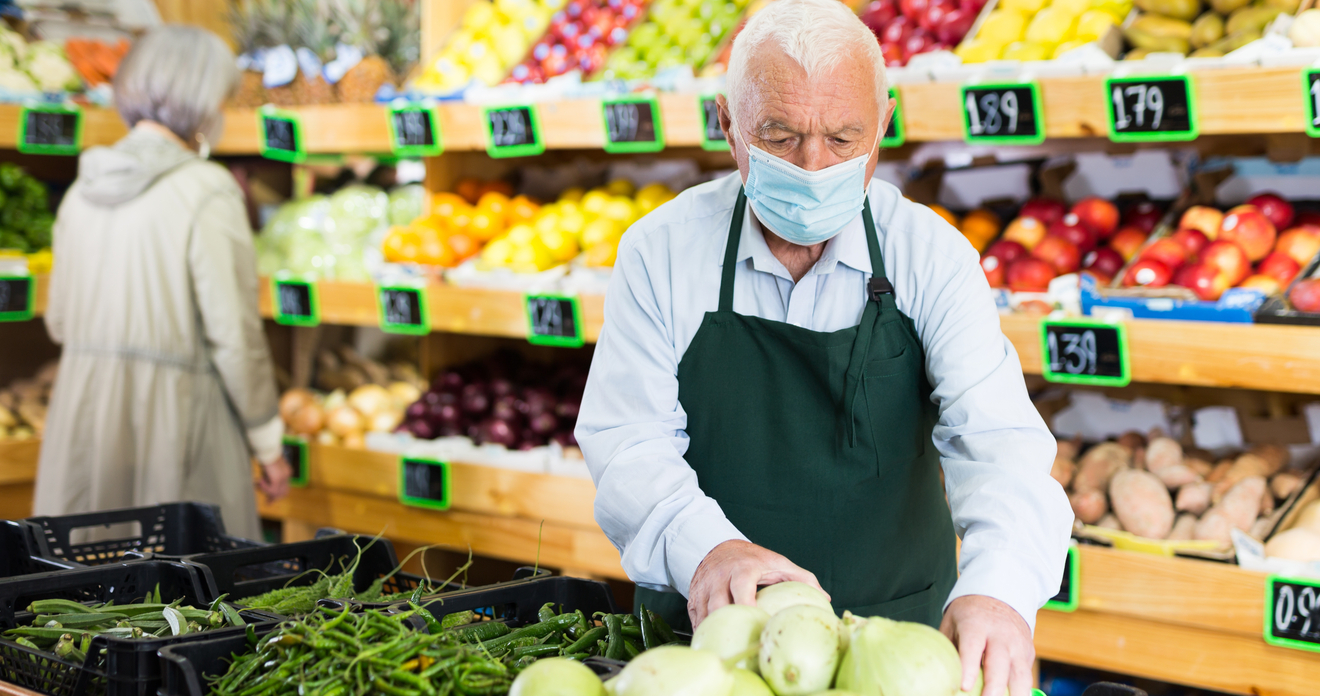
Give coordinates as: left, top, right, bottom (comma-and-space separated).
389, 184, 426, 226
325, 185, 387, 247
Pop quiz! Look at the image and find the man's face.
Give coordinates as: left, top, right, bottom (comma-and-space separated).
718, 46, 893, 182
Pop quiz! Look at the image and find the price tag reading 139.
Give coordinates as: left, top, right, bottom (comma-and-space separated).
1105, 75, 1198, 142
960, 82, 1044, 145
1304, 68, 1320, 139
1039, 319, 1130, 387
1265, 576, 1320, 652
483, 105, 544, 158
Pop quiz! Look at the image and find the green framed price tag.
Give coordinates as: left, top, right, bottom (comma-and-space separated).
882, 88, 905, 148
698, 95, 730, 151
17, 105, 81, 155
388, 104, 444, 157
271, 275, 320, 327
377, 282, 429, 335
525, 294, 584, 348
1265, 575, 1320, 652
602, 96, 664, 154
281, 436, 309, 487
399, 457, 451, 510
483, 105, 544, 158
1304, 68, 1320, 139
0, 274, 34, 322
960, 82, 1045, 146
259, 109, 306, 163
1105, 75, 1198, 143
1044, 545, 1080, 612
1039, 319, 1130, 387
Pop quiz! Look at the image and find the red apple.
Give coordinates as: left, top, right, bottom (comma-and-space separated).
880, 42, 905, 66
1169, 228, 1210, 259
980, 253, 1006, 287
1047, 214, 1098, 254
1219, 205, 1277, 262
1019, 197, 1067, 227
1006, 257, 1057, 292
1084, 247, 1125, 279
1296, 211, 1320, 228
1257, 252, 1302, 286
1109, 227, 1150, 261
1071, 197, 1120, 239
985, 239, 1028, 264
1139, 238, 1189, 271
902, 28, 936, 59
934, 7, 976, 44
920, 0, 958, 32
881, 15, 917, 45
1179, 206, 1224, 240
1240, 274, 1282, 296
860, 0, 899, 33
1173, 263, 1231, 301
959, 0, 988, 12
1274, 226, 1320, 266
1002, 216, 1048, 250
1032, 235, 1082, 274
901, 0, 930, 21
1289, 278, 1320, 312
1122, 258, 1173, 288
1121, 200, 1164, 235
1200, 240, 1252, 286
1246, 192, 1294, 231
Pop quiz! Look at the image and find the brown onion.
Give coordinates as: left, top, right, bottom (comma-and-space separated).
280, 388, 317, 425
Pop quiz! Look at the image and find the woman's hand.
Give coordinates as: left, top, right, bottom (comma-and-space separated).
258, 456, 293, 502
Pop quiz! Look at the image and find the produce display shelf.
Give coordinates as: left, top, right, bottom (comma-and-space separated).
0, 439, 37, 519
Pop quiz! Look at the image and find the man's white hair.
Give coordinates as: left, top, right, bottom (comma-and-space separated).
725, 0, 887, 129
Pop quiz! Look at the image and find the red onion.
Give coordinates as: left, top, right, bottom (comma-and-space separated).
480, 418, 519, 447
433, 371, 464, 394
530, 412, 558, 435
461, 383, 490, 415
409, 419, 436, 440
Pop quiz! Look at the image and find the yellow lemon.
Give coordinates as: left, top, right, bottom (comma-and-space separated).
1001, 41, 1052, 60
1051, 0, 1091, 16
605, 179, 637, 197
532, 214, 560, 238
977, 11, 1029, 45
1001, 0, 1049, 14
955, 38, 1006, 63
585, 242, 618, 267
510, 240, 556, 273
602, 197, 639, 225
559, 186, 585, 203
1053, 39, 1090, 57
559, 209, 587, 237
559, 200, 582, 219
538, 227, 580, 262
507, 223, 537, 246
580, 190, 611, 216
581, 218, 623, 249
481, 237, 516, 267
1076, 9, 1116, 39
1025, 7, 1077, 45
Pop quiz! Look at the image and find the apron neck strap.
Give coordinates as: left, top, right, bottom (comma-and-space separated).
862, 196, 891, 284
719, 188, 749, 312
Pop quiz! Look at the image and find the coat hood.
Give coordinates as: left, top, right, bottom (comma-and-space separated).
77, 126, 197, 207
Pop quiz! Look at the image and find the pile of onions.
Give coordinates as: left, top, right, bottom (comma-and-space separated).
279, 381, 419, 448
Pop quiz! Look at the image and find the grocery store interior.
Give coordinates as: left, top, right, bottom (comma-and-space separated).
1, 0, 1320, 695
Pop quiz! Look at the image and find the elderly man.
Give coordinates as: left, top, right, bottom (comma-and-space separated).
575, 0, 1072, 693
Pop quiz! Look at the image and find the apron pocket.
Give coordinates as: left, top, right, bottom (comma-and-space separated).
862, 354, 925, 473
849, 582, 938, 622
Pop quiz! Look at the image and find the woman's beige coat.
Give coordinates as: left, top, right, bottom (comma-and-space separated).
33, 127, 277, 540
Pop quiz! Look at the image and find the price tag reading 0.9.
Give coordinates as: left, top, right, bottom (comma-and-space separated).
1106, 76, 1197, 142
0, 276, 33, 321
1040, 321, 1130, 387
960, 83, 1044, 145
700, 97, 730, 151
19, 108, 80, 154
272, 279, 319, 327
484, 106, 544, 158
602, 98, 663, 153
1266, 577, 1320, 652
1305, 69, 1320, 139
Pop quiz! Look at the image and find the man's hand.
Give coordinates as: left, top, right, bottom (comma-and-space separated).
940, 595, 1034, 696
688, 540, 827, 627
258, 457, 293, 502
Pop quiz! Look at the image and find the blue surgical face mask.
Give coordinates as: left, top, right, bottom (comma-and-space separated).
735, 120, 877, 246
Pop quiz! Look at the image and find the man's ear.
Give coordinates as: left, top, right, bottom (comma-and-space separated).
717, 94, 735, 151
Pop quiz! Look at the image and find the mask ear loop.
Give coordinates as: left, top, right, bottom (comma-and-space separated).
196, 133, 211, 160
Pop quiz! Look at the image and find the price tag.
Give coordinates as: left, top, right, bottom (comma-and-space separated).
259, 110, 306, 163
483, 105, 544, 158
1105, 75, 1198, 143
272, 276, 319, 327
17, 106, 81, 155
698, 95, 730, 152
377, 283, 429, 335
602, 96, 664, 154
281, 436, 309, 487
399, 457, 451, 510
388, 104, 444, 157
960, 82, 1044, 145
1039, 319, 1130, 387
1265, 576, 1320, 652
0, 274, 34, 322
882, 88, 905, 148
525, 294, 584, 348
1044, 545, 1079, 612
1304, 69, 1320, 139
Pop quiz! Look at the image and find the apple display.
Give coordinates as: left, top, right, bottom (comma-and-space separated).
1239, 274, 1282, 295
1047, 214, 1098, 254
1083, 247, 1125, 279
1122, 258, 1173, 288
1032, 235, 1082, 274
1200, 240, 1252, 286
1121, 201, 1164, 235
1245, 192, 1294, 231
1173, 263, 1231, 301
980, 253, 1006, 287
985, 239, 1029, 264
1289, 278, 1320, 312
1071, 197, 1120, 239
1178, 206, 1224, 239
1169, 228, 1210, 259
1109, 227, 1149, 261
1002, 216, 1048, 249
1006, 257, 1057, 292
1218, 205, 1276, 261
1257, 252, 1302, 285
1018, 197, 1067, 227
1139, 238, 1189, 271
1274, 226, 1320, 266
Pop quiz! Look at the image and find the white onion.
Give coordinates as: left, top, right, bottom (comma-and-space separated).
610, 645, 734, 696
692, 605, 770, 673
279, 388, 316, 424
758, 605, 840, 696
755, 582, 833, 617
326, 405, 366, 438
509, 657, 604, 696
349, 384, 393, 418
729, 669, 774, 696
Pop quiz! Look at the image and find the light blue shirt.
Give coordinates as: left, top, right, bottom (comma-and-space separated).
575, 172, 1072, 630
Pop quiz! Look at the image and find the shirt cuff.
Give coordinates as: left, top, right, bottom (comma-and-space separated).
943, 548, 1052, 633
663, 513, 748, 598
246, 415, 284, 466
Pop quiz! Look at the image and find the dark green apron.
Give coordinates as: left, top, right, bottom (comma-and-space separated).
636, 189, 957, 633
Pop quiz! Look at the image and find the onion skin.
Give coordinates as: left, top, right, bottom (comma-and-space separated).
692, 605, 770, 673
758, 605, 840, 696
290, 402, 326, 436
610, 645, 734, 696
279, 388, 316, 425
755, 582, 833, 617
508, 657, 605, 696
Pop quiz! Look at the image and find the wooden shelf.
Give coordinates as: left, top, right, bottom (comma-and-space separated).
0, 438, 38, 518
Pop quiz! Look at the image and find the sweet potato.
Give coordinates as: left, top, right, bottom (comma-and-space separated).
1183, 456, 1213, 478
1056, 435, 1082, 463
1249, 444, 1289, 476
1175, 482, 1213, 515
1153, 463, 1201, 489
1193, 509, 1234, 545
1051, 455, 1076, 489
1168, 513, 1197, 541
1070, 489, 1108, 524
1109, 469, 1175, 539
1145, 437, 1183, 473
1117, 430, 1146, 452
1271, 471, 1304, 500
1097, 513, 1123, 530
1073, 442, 1132, 493
1212, 454, 1271, 503
1207, 459, 1233, 484
1206, 475, 1267, 535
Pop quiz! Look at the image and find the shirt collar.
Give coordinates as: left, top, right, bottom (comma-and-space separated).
720, 198, 874, 277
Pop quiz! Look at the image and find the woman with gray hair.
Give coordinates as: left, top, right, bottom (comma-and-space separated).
33, 25, 290, 541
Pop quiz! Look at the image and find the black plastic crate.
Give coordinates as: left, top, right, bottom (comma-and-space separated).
415, 572, 618, 627
0, 560, 269, 696
26, 504, 260, 567
158, 623, 275, 696
0, 520, 74, 579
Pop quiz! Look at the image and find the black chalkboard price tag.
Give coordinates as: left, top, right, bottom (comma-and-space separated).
0, 274, 34, 322
281, 436, 309, 487
602, 96, 664, 154
377, 283, 429, 335
1265, 576, 1320, 652
17, 106, 81, 155
960, 82, 1044, 145
398, 457, 451, 510
259, 110, 306, 163
1304, 69, 1320, 139
389, 104, 443, 157
1044, 545, 1079, 612
1105, 75, 1198, 143
525, 294, 584, 348
698, 95, 730, 152
271, 276, 320, 327
1039, 319, 1130, 387
483, 105, 544, 158
882, 88, 904, 148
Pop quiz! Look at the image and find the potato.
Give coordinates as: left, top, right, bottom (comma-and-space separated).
1194, 509, 1234, 545
1153, 463, 1201, 489
1249, 444, 1289, 476
1097, 514, 1123, 530
1184, 456, 1214, 478
1271, 471, 1304, 500
1175, 482, 1213, 515
1074, 442, 1132, 492
1212, 454, 1271, 503
1146, 437, 1184, 473
1264, 528, 1320, 562
1117, 431, 1146, 452
1110, 469, 1175, 539
1056, 435, 1082, 463
1168, 513, 1197, 541
1206, 459, 1233, 483
1211, 475, 1267, 532
1070, 489, 1108, 524
1051, 455, 1076, 489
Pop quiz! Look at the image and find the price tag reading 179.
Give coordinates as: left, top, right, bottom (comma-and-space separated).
1265, 576, 1320, 652
1039, 319, 1130, 387
1105, 75, 1198, 142
483, 105, 544, 158
960, 83, 1045, 145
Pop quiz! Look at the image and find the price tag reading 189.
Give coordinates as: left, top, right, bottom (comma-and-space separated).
1039, 319, 1130, 387
960, 82, 1044, 145
483, 105, 544, 158
602, 97, 664, 154
1304, 68, 1320, 139
1105, 75, 1198, 142
1265, 576, 1320, 652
